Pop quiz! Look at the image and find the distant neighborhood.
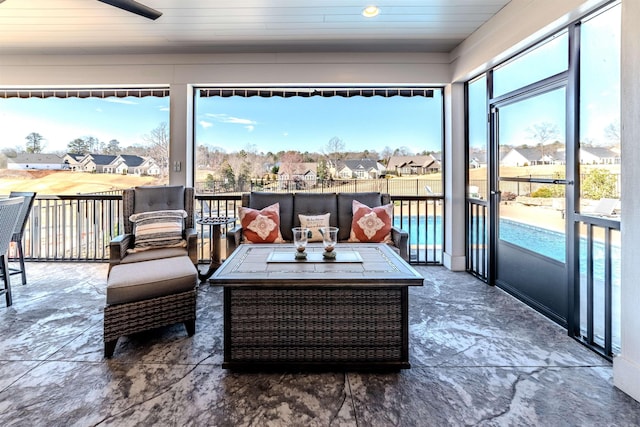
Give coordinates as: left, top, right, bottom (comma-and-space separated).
5, 145, 619, 179
5, 153, 161, 176
469, 145, 620, 168
4, 152, 446, 179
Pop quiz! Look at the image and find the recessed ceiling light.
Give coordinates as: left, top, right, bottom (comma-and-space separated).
362, 6, 380, 18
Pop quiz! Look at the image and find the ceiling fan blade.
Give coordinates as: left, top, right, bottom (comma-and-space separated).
97, 0, 162, 20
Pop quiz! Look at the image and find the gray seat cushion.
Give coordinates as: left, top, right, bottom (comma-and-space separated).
106, 256, 197, 305
118, 246, 188, 264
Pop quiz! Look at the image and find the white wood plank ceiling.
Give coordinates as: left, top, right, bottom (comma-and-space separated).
0, 0, 511, 54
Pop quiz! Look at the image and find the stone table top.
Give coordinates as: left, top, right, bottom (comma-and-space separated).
210, 243, 424, 286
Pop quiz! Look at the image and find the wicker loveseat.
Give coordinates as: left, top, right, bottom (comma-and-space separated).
226, 191, 409, 261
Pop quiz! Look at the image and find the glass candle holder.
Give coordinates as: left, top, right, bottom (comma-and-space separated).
319, 226, 339, 259
292, 227, 309, 259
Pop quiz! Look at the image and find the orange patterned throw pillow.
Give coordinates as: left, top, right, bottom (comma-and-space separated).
349, 200, 393, 243
239, 202, 284, 243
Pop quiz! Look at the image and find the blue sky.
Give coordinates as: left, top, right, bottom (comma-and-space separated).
0, 90, 443, 155
195, 92, 443, 154
0, 96, 169, 153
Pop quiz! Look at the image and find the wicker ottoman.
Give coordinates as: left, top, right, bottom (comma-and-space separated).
104, 255, 198, 358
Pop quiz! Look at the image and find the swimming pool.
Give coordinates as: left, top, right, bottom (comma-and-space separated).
399, 215, 620, 286
393, 216, 443, 246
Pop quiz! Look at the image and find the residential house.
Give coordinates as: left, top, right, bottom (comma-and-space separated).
386, 155, 441, 175
580, 146, 620, 164
79, 154, 117, 173
107, 154, 160, 175
61, 153, 84, 170
6, 153, 64, 170
469, 150, 487, 169
73, 153, 160, 175
335, 159, 385, 179
500, 147, 565, 167
277, 162, 317, 189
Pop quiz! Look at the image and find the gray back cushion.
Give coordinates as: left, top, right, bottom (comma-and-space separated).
248, 192, 295, 241
134, 185, 185, 213
337, 192, 383, 241
293, 193, 338, 228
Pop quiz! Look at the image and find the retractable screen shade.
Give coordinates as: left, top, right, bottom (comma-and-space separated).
198, 88, 434, 98
0, 88, 170, 98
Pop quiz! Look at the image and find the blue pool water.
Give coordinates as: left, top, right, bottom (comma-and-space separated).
499, 218, 566, 261
393, 216, 443, 246
403, 215, 620, 285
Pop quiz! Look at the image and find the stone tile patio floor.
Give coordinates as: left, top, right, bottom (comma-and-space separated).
1, 262, 639, 426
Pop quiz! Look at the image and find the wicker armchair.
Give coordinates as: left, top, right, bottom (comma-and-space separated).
109, 185, 197, 274
0, 197, 26, 307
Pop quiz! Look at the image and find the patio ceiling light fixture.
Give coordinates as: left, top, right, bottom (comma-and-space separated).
362, 5, 380, 18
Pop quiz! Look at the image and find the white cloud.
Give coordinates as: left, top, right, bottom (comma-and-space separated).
102, 98, 137, 105
283, 132, 289, 137
206, 113, 257, 126
200, 120, 213, 129
245, 125, 255, 132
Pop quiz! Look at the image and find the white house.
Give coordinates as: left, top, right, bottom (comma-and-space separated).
580, 146, 620, 164
336, 159, 385, 179
6, 153, 64, 170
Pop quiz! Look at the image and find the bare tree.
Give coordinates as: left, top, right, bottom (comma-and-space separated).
324, 136, 345, 177
604, 120, 620, 144
393, 146, 413, 156
143, 122, 170, 176
380, 146, 394, 167
242, 144, 267, 178
279, 151, 304, 177
527, 122, 560, 157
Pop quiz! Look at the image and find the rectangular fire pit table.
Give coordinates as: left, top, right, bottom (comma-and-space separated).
210, 243, 424, 370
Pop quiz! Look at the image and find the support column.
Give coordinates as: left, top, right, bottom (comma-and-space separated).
443, 83, 466, 271
613, 0, 640, 403
169, 83, 193, 186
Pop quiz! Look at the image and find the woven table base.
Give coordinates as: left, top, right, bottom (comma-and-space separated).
225, 287, 407, 369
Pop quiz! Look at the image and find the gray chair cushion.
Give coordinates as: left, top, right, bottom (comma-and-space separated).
134, 185, 185, 213
293, 193, 338, 228
337, 192, 384, 241
248, 192, 295, 241
106, 256, 197, 305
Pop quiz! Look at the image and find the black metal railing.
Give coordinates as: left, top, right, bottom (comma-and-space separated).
15, 194, 122, 262
574, 213, 621, 360
9, 191, 443, 266
466, 198, 488, 281
392, 195, 443, 264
